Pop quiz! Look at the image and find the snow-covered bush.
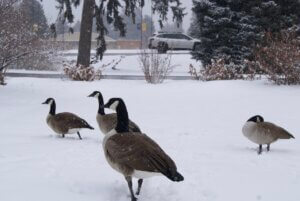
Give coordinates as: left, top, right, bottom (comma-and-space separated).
13, 41, 64, 71
0, 0, 56, 85
139, 50, 176, 84
255, 30, 300, 85
189, 58, 244, 81
63, 63, 101, 81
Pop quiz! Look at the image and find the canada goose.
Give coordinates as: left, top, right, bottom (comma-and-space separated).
42, 98, 94, 140
87, 91, 141, 134
102, 98, 184, 201
242, 115, 295, 154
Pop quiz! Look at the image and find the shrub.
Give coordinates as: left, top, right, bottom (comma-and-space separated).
189, 58, 244, 81
254, 30, 300, 85
139, 50, 177, 84
63, 63, 101, 81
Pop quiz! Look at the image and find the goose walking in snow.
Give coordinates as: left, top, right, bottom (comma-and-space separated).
88, 91, 141, 134
42, 98, 94, 140
102, 98, 184, 201
242, 115, 295, 154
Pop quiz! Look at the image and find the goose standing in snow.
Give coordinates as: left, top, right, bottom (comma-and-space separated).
42, 98, 94, 140
102, 97, 184, 201
88, 91, 141, 134
242, 115, 295, 154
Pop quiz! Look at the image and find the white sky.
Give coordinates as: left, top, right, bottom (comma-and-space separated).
41, 0, 193, 32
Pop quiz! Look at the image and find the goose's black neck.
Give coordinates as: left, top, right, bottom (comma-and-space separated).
49, 101, 56, 115
97, 94, 105, 115
115, 100, 129, 133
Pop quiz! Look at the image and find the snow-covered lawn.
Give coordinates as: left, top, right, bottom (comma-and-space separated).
64, 49, 200, 76
9, 52, 199, 77
1, 77, 300, 201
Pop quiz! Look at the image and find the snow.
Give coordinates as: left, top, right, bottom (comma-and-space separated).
1, 78, 300, 201
92, 54, 198, 76
63, 49, 191, 55
9, 51, 200, 77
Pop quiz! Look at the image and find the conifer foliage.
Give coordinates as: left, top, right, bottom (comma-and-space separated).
20, 0, 48, 37
191, 0, 300, 67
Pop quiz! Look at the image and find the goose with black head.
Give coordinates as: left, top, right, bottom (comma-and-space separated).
42, 98, 94, 140
242, 115, 295, 154
102, 98, 184, 201
88, 91, 141, 135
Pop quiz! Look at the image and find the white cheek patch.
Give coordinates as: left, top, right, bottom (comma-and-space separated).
49, 99, 54, 105
94, 93, 99, 98
110, 100, 119, 111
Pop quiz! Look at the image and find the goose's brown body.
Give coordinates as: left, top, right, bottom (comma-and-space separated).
103, 131, 181, 181
47, 112, 93, 135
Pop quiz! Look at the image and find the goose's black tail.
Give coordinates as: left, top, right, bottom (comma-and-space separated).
165, 171, 184, 182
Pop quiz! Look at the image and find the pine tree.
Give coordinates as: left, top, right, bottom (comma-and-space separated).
20, 0, 48, 37
191, 0, 300, 66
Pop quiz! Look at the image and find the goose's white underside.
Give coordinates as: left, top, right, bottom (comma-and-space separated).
132, 170, 161, 179
242, 122, 275, 145
67, 128, 81, 134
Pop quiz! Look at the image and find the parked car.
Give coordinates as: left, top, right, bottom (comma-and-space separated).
148, 32, 201, 53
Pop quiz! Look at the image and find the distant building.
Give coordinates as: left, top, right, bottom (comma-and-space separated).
52, 32, 116, 49
51, 32, 141, 49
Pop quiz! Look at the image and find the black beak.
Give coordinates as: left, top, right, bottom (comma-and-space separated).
103, 103, 109, 108
42, 101, 47, 104
87, 93, 94, 97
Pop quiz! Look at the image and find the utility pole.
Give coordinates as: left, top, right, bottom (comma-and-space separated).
140, 6, 143, 49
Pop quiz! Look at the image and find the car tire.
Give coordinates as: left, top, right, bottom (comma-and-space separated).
193, 43, 201, 51
158, 42, 168, 54
148, 39, 154, 49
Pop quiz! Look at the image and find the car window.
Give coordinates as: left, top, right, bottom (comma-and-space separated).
170, 34, 179, 39
178, 34, 191, 40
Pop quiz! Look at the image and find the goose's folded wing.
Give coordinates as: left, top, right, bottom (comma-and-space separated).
261, 122, 294, 139
106, 133, 177, 174
55, 112, 91, 129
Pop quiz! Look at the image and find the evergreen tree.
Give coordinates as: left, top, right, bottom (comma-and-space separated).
20, 0, 48, 37
188, 14, 200, 37
191, 0, 300, 66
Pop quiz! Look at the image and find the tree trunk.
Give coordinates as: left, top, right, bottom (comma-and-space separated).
77, 0, 95, 67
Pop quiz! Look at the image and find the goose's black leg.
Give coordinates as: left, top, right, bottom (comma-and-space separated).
267, 144, 270, 151
125, 176, 137, 201
62, 134, 65, 138
136, 179, 143, 195
77, 132, 82, 140
258, 144, 262, 154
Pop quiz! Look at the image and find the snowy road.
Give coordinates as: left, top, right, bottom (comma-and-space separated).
1, 78, 300, 201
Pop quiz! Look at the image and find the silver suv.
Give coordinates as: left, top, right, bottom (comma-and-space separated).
148, 32, 201, 53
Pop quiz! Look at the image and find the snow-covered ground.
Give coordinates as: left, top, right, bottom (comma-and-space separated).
62, 49, 191, 55
1, 77, 300, 201
8, 49, 200, 76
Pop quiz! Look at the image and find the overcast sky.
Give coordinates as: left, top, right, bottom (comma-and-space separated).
41, 0, 193, 32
